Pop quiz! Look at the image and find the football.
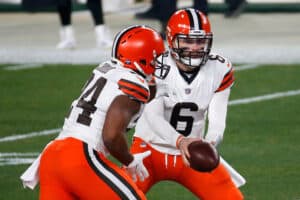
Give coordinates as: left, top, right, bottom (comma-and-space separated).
187, 140, 220, 172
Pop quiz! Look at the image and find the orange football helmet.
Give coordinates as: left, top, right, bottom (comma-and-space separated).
166, 8, 213, 69
112, 25, 165, 77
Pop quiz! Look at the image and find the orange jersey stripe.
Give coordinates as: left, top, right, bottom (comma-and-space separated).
118, 79, 149, 97
119, 87, 148, 103
216, 78, 234, 92
215, 76, 234, 92
118, 79, 149, 103
222, 69, 234, 84
215, 69, 235, 92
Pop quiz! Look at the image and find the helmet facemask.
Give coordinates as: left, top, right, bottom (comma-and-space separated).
154, 52, 171, 79
171, 32, 212, 70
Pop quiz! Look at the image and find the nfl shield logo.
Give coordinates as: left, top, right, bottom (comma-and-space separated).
185, 88, 191, 94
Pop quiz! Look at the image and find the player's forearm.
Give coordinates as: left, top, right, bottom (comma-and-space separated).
103, 134, 133, 166
149, 115, 181, 147
102, 95, 140, 165
205, 125, 225, 146
144, 99, 181, 147
205, 88, 230, 145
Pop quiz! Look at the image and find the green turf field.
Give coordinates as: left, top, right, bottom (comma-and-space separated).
1, 63, 300, 200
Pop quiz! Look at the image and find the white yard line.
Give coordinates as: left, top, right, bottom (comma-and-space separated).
229, 89, 300, 106
0, 152, 39, 157
3, 63, 44, 71
0, 128, 61, 143
3, 64, 44, 71
234, 64, 260, 71
0, 152, 39, 166
0, 158, 36, 166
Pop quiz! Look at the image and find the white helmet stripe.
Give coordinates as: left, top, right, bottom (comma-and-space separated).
186, 8, 201, 31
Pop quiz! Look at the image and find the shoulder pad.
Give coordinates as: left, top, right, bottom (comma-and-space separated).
95, 62, 116, 74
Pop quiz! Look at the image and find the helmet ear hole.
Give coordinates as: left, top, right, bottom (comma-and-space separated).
139, 59, 147, 66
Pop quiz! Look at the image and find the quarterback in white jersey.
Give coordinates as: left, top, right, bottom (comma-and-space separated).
130, 9, 244, 200
135, 51, 233, 154
20, 25, 165, 200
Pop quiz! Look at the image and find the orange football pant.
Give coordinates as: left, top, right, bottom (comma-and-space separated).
39, 137, 146, 200
130, 137, 244, 200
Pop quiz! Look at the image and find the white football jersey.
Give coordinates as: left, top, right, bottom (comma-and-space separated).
58, 60, 150, 155
134, 51, 234, 154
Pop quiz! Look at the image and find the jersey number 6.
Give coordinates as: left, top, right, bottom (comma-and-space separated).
170, 102, 198, 136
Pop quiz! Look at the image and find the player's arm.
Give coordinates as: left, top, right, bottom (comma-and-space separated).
144, 98, 200, 166
205, 85, 231, 146
103, 78, 151, 182
205, 60, 234, 146
143, 97, 192, 148
102, 95, 139, 165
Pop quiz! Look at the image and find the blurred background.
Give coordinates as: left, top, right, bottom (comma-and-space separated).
0, 0, 300, 64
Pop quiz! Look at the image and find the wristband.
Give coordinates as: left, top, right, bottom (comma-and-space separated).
176, 135, 184, 149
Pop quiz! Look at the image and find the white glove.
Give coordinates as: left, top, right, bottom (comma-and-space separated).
125, 151, 151, 182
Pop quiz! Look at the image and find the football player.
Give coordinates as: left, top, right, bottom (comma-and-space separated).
130, 9, 244, 199
20, 25, 165, 200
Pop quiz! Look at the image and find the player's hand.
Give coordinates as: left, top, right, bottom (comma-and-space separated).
125, 151, 151, 182
204, 138, 217, 147
177, 137, 201, 167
